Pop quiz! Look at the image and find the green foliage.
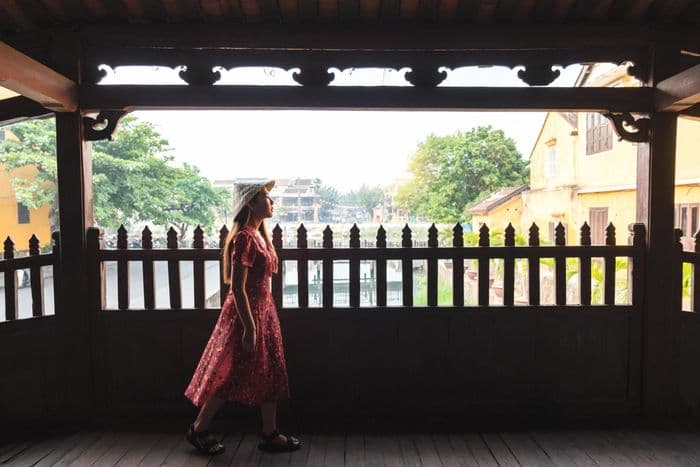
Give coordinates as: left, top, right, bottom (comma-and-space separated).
343, 184, 384, 217
316, 183, 342, 221
0, 115, 226, 237
395, 126, 528, 223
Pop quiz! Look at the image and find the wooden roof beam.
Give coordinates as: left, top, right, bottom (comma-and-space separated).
655, 64, 700, 112
0, 42, 77, 112
0, 95, 52, 126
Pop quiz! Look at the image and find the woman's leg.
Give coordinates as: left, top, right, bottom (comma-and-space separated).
193, 395, 225, 432
260, 400, 277, 435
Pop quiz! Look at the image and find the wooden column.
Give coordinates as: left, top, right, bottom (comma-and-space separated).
53, 35, 95, 424
637, 44, 681, 415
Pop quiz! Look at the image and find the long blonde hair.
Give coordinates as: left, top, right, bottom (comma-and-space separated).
222, 193, 278, 285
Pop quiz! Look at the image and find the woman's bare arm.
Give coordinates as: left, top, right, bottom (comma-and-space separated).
231, 261, 255, 332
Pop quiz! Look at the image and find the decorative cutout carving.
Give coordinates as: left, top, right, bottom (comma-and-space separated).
292, 66, 334, 86
602, 112, 650, 143
83, 111, 128, 141
504, 223, 515, 247
179, 64, 221, 85
626, 61, 649, 83
516, 64, 561, 86
405, 66, 448, 87
84, 65, 110, 85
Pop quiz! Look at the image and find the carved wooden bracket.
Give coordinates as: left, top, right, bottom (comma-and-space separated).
602, 112, 650, 143
626, 61, 649, 83
179, 64, 221, 85
405, 66, 448, 87
516, 64, 561, 86
83, 110, 129, 141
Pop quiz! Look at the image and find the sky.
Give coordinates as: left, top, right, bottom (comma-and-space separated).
103, 64, 582, 192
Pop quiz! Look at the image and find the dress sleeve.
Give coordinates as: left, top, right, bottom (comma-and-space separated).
231, 231, 257, 268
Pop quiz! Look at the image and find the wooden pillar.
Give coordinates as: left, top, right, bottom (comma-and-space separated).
637, 44, 681, 416
52, 35, 95, 424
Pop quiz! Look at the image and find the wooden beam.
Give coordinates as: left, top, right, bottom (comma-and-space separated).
655, 64, 700, 111
79, 84, 653, 112
680, 103, 700, 120
0, 42, 77, 112
0, 95, 51, 125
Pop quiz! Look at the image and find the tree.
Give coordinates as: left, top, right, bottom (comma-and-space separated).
316, 184, 342, 221
0, 115, 226, 238
395, 126, 528, 223
344, 184, 384, 218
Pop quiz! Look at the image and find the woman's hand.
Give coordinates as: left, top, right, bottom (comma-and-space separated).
242, 326, 257, 353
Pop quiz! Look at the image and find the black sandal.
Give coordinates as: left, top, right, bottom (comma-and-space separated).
258, 429, 302, 453
186, 423, 225, 456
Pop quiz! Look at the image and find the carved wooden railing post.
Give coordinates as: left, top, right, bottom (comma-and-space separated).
452, 222, 464, 307
555, 222, 566, 305
297, 224, 308, 308
219, 225, 230, 304
376, 225, 387, 307
86, 227, 104, 312
630, 223, 646, 308
604, 222, 616, 305
580, 222, 592, 306
478, 224, 490, 306
193, 225, 205, 310
349, 223, 361, 308
142, 226, 155, 310
401, 224, 413, 307
271, 224, 283, 309
4, 236, 17, 321
528, 223, 540, 306
116, 224, 129, 310
673, 228, 684, 314
503, 223, 515, 306
167, 227, 181, 309
29, 234, 44, 317
694, 230, 700, 312
323, 225, 334, 308
427, 223, 438, 307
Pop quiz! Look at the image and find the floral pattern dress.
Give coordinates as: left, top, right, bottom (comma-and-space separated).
184, 226, 290, 407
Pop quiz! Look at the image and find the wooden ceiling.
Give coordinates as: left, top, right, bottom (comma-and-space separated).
0, 0, 698, 33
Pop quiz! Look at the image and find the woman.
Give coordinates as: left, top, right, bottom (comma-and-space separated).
184, 179, 301, 455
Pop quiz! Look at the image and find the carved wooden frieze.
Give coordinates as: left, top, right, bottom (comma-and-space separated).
602, 111, 650, 143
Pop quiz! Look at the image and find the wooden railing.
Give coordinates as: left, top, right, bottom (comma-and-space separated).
0, 233, 59, 322
679, 228, 700, 312
88, 221, 646, 311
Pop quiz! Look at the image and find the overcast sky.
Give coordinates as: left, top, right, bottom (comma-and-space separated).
104, 64, 582, 192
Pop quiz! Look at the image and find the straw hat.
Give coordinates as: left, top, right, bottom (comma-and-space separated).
231, 179, 275, 220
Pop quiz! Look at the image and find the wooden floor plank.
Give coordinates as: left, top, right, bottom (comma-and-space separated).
569, 430, 636, 466
5, 434, 76, 467
228, 433, 264, 466
49, 431, 103, 466
601, 429, 656, 465
637, 429, 700, 466
206, 432, 245, 466
462, 433, 498, 467
90, 432, 135, 466
287, 432, 311, 466
114, 431, 161, 466
481, 433, 519, 467
138, 433, 182, 466
500, 431, 555, 466
31, 432, 86, 467
668, 429, 700, 463
0, 441, 36, 464
345, 433, 366, 466
396, 435, 421, 467
377, 434, 403, 467
363, 433, 386, 467
431, 433, 470, 466
323, 433, 346, 466
413, 434, 442, 467
530, 431, 598, 467
441, 433, 480, 466
68, 430, 120, 465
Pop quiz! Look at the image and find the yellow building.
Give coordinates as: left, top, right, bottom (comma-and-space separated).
468, 185, 528, 234
474, 63, 700, 247
0, 127, 52, 252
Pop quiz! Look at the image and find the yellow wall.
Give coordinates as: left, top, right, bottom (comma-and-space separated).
470, 195, 523, 234
0, 164, 52, 251
520, 187, 576, 242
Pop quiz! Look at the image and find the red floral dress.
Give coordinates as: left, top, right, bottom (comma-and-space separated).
184, 226, 290, 407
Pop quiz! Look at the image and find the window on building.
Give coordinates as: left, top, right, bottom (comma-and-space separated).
675, 203, 700, 238
17, 202, 30, 224
589, 207, 609, 245
545, 146, 557, 179
586, 113, 613, 155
